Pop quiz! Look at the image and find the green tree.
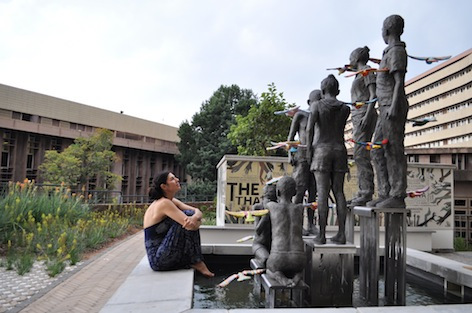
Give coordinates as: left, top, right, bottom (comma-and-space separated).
39, 129, 120, 191
228, 83, 294, 156
177, 85, 257, 184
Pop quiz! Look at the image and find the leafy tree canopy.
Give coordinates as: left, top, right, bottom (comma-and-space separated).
39, 128, 120, 191
177, 84, 257, 183
228, 83, 294, 156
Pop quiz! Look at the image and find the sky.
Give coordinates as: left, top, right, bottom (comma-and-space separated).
0, 0, 471, 128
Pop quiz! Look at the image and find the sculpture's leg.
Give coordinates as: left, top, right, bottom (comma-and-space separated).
330, 172, 347, 244
267, 269, 292, 286
351, 110, 376, 206
368, 108, 390, 207
376, 112, 408, 208
307, 173, 319, 235
314, 171, 328, 244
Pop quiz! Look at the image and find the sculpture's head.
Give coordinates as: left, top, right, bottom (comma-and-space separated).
382, 14, 404, 44
276, 176, 296, 199
307, 89, 322, 107
263, 183, 277, 202
320, 74, 340, 97
350, 46, 370, 67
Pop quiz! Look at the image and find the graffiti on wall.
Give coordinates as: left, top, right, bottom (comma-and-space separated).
221, 158, 453, 229
224, 160, 291, 213
344, 164, 453, 229
405, 166, 453, 228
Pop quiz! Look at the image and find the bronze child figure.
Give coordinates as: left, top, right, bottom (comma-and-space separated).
307, 75, 350, 244
368, 14, 409, 209
266, 176, 306, 286
287, 89, 321, 235
348, 46, 377, 206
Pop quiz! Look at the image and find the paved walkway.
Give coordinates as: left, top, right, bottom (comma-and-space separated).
14, 231, 145, 313
3, 231, 472, 312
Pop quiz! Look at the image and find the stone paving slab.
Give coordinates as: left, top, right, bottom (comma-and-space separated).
356, 303, 472, 312
13, 231, 145, 313
3, 231, 472, 313
0, 258, 82, 312
100, 257, 194, 313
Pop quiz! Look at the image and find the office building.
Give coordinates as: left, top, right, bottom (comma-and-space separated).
0, 83, 184, 202
404, 48, 472, 241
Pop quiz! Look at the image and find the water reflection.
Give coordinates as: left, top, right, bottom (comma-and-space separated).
193, 263, 263, 309
194, 261, 464, 309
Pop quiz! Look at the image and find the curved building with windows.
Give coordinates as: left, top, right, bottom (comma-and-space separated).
0, 83, 184, 203
404, 48, 472, 241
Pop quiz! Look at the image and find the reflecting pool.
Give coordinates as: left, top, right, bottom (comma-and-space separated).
193, 255, 465, 309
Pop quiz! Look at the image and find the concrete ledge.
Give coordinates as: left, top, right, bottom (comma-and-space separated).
185, 304, 472, 312
202, 243, 252, 255
100, 256, 194, 313
98, 250, 472, 312
200, 225, 436, 252
407, 248, 472, 288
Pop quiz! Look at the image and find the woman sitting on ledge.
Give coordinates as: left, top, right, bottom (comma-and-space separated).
143, 171, 214, 277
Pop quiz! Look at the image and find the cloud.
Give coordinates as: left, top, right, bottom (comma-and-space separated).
0, 0, 471, 127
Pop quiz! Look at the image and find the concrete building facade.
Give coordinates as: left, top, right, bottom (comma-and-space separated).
404, 48, 472, 242
0, 83, 184, 203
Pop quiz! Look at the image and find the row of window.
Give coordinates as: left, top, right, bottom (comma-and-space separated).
407, 153, 472, 169
9, 110, 170, 147
408, 154, 443, 163
455, 212, 472, 241
455, 220, 472, 229
407, 153, 468, 169
448, 134, 472, 145
12, 111, 93, 132
455, 198, 472, 208
410, 140, 444, 149
405, 115, 472, 138
409, 82, 472, 111
1, 131, 61, 171
447, 100, 472, 113
121, 151, 176, 196
0, 129, 182, 198
407, 64, 472, 100
408, 99, 471, 124
409, 133, 472, 149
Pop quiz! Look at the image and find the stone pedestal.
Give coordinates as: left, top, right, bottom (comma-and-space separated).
345, 206, 355, 244
260, 273, 308, 308
354, 206, 410, 306
250, 258, 264, 296
304, 240, 356, 307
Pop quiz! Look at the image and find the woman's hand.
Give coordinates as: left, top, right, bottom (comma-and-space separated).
182, 214, 201, 231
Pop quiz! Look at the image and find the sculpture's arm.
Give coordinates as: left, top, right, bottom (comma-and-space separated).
288, 113, 301, 141
387, 70, 406, 120
361, 82, 378, 130
306, 106, 317, 161
255, 214, 270, 235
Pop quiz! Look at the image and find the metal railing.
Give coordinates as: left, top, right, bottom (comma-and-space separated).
0, 182, 215, 204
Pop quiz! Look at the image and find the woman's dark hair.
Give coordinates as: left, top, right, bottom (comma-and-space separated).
149, 171, 170, 201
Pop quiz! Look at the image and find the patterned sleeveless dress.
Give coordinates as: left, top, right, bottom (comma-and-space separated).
144, 210, 204, 271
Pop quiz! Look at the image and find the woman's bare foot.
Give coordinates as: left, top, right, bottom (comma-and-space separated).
192, 261, 215, 278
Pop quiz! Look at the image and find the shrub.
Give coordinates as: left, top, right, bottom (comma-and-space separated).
0, 180, 143, 276
454, 237, 472, 251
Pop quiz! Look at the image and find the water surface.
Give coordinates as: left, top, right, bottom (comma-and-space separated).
193, 256, 464, 309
